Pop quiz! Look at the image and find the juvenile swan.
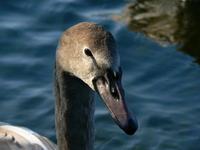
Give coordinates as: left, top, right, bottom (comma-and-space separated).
0, 22, 138, 150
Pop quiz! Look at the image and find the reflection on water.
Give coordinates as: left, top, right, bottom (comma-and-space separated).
124, 0, 200, 64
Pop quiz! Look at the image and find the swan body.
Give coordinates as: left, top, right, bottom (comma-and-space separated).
0, 22, 137, 150
0, 123, 55, 150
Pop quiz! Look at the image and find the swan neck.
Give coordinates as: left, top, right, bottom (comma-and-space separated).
55, 62, 95, 150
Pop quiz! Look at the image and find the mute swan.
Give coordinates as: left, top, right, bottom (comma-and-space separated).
0, 22, 138, 150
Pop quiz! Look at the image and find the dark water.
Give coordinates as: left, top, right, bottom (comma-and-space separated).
1, 0, 200, 150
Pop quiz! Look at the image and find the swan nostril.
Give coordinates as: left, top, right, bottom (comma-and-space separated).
111, 87, 115, 93
110, 86, 119, 100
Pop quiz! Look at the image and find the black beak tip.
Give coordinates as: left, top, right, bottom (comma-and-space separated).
124, 118, 138, 135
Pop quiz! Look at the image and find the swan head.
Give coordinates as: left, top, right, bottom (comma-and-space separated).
57, 22, 138, 135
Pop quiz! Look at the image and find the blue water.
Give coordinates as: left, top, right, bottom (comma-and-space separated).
1, 0, 200, 150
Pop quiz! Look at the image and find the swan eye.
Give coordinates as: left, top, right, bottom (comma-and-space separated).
84, 48, 93, 57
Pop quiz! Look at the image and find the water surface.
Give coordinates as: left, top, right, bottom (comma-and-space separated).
0, 0, 200, 150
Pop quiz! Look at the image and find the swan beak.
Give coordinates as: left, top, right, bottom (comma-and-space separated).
92, 69, 138, 135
